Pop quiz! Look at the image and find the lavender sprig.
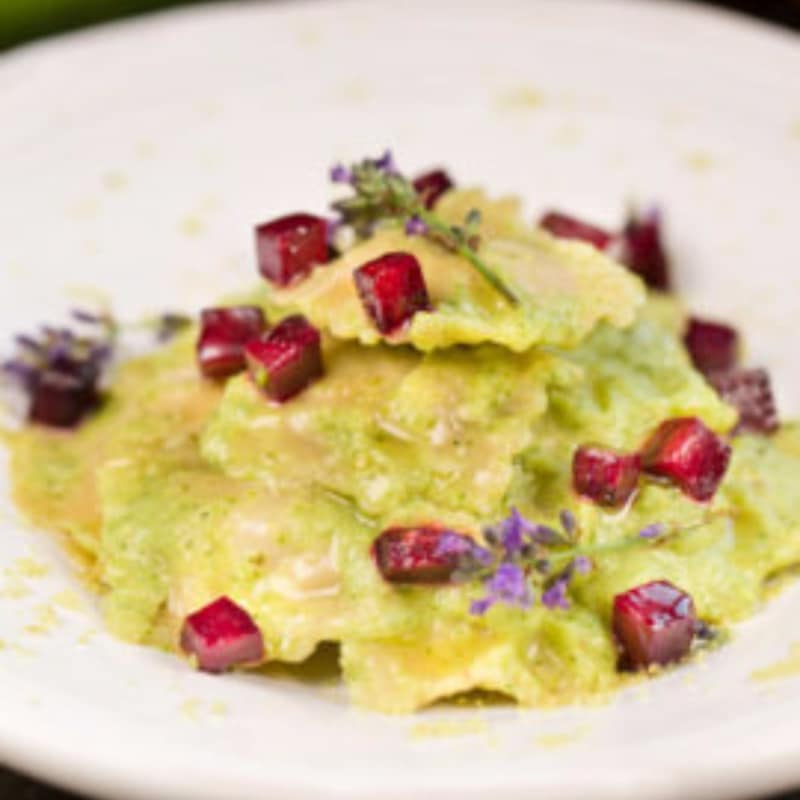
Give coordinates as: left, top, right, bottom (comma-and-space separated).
152, 312, 192, 343
330, 151, 519, 305
3, 311, 117, 393
452, 508, 708, 617
2, 306, 194, 427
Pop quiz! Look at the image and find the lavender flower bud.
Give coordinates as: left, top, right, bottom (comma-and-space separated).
404, 216, 428, 236
638, 523, 667, 540
541, 579, 570, 610
330, 163, 353, 184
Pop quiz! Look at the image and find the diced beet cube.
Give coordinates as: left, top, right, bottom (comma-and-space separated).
684, 317, 739, 374
353, 252, 430, 334
539, 211, 613, 250
373, 526, 472, 584
641, 417, 731, 502
245, 314, 323, 402
708, 367, 779, 435
180, 596, 265, 674
618, 210, 671, 290
255, 213, 328, 287
613, 580, 696, 670
197, 306, 267, 379
412, 169, 454, 210
572, 445, 641, 508
29, 368, 98, 428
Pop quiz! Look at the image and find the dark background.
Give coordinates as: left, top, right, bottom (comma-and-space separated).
1, 0, 798, 798
1, 0, 800, 51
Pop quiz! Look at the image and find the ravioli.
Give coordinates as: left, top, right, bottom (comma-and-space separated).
201, 337, 570, 520
5, 175, 800, 716
263, 190, 645, 353
8, 334, 221, 563
100, 449, 361, 662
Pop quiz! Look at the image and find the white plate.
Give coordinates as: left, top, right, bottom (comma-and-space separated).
1, 1, 799, 798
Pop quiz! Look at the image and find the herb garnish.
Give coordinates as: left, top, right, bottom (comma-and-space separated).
330, 151, 519, 305
440, 507, 712, 616
1, 308, 193, 427
2, 310, 117, 393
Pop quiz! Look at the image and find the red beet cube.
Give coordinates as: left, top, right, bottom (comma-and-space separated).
684, 317, 739, 374
539, 211, 613, 250
29, 368, 98, 428
245, 314, 323, 402
641, 417, 731, 502
708, 367, 779, 435
180, 596, 265, 674
613, 580, 696, 669
353, 252, 430, 334
255, 213, 328, 287
618, 210, 670, 290
573, 445, 641, 508
197, 306, 267, 379
412, 169, 454, 210
373, 527, 471, 584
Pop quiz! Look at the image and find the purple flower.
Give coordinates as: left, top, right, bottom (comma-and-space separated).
487, 508, 568, 559
2, 359, 35, 388
572, 555, 592, 575
638, 523, 667, 540
499, 508, 527, 555
528, 524, 564, 546
14, 334, 43, 353
435, 530, 474, 559
541, 579, 570, 610
4, 315, 116, 396
559, 509, 577, 537
404, 216, 428, 236
469, 597, 494, 616
373, 149, 397, 174
155, 313, 191, 343
436, 530, 493, 574
71, 308, 109, 325
470, 563, 533, 616
329, 163, 353, 184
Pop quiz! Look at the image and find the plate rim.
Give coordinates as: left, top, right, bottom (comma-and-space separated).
1, 1, 799, 799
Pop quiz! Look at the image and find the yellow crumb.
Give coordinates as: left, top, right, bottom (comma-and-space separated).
11, 557, 49, 579
77, 629, 96, 645
551, 122, 583, 147
180, 216, 206, 237
103, 171, 127, 191
684, 151, 716, 172
752, 642, 800, 682
24, 604, 59, 635
179, 698, 204, 721
534, 726, 590, 749
495, 86, 544, 112
0, 576, 31, 600
295, 23, 322, 47
334, 79, 372, 105
135, 140, 157, 159
68, 197, 100, 220
210, 700, 228, 717
410, 717, 488, 740
52, 589, 83, 612
662, 109, 693, 128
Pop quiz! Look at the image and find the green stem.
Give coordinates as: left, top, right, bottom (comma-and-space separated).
549, 536, 651, 565
416, 209, 519, 306
548, 514, 721, 567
